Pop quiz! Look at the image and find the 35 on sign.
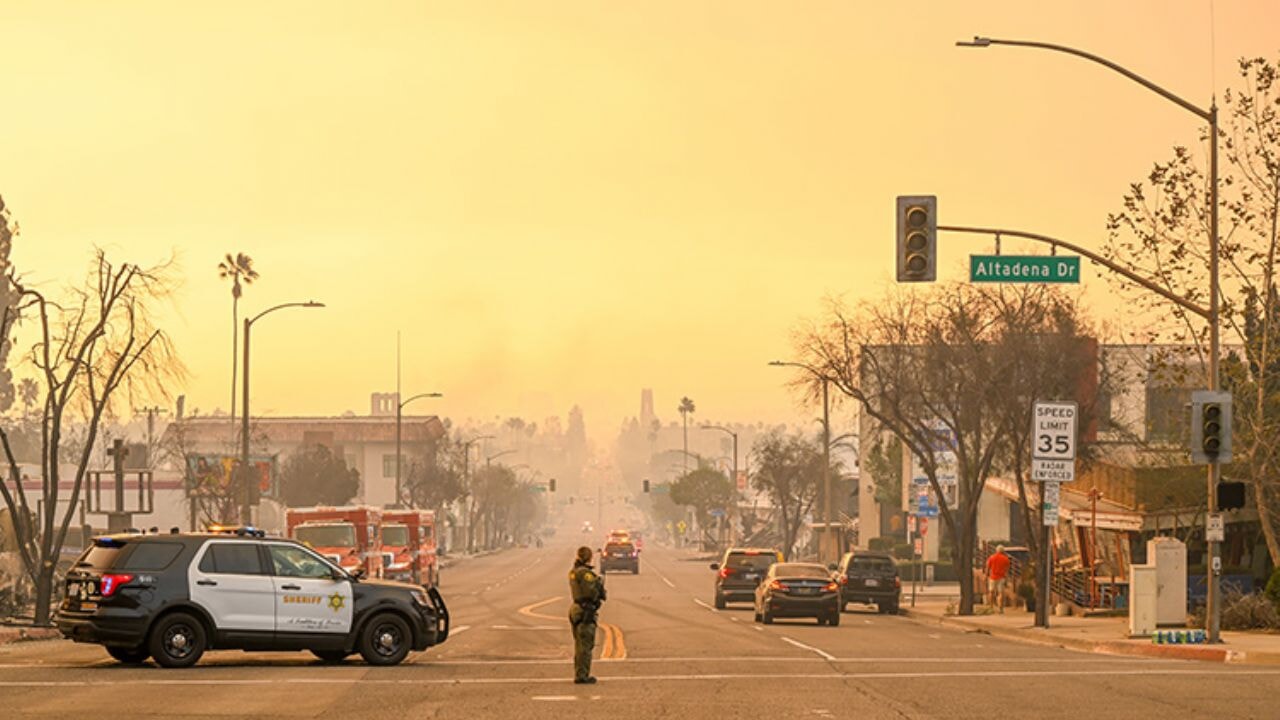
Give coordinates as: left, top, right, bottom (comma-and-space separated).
1031, 401, 1078, 461
1036, 433, 1072, 455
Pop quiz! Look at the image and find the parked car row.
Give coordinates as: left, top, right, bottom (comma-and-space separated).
710, 547, 903, 625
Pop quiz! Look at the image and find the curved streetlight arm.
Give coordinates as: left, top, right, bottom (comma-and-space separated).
400, 392, 444, 409
249, 300, 325, 326
937, 224, 1211, 319
957, 37, 1210, 120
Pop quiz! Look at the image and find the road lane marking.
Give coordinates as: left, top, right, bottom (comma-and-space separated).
661, 576, 675, 588
0, 656, 1179, 670
492, 625, 561, 630
3, 668, 1279, 688
693, 598, 717, 612
518, 597, 564, 621
781, 637, 836, 661
531, 696, 579, 701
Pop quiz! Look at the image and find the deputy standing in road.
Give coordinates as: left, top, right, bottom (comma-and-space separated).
568, 545, 607, 684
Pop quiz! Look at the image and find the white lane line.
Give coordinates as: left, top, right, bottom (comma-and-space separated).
693, 598, 718, 612
491, 625, 561, 631
2, 668, 1277, 687
730, 617, 740, 622
0, 656, 1174, 670
661, 576, 675, 588
449, 625, 472, 637
531, 696, 579, 702
781, 637, 837, 661
753, 626, 764, 632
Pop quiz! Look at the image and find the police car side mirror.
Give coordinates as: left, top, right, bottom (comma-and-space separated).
709, 563, 720, 571
349, 567, 366, 581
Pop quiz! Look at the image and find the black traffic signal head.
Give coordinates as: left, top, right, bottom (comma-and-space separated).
1217, 481, 1246, 511
643, 479, 650, 493
1190, 390, 1233, 465
549, 478, 557, 492
896, 195, 937, 282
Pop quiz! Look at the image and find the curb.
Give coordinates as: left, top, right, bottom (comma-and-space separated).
0, 627, 61, 646
899, 607, 1280, 665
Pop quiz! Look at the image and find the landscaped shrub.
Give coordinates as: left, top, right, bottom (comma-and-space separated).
1193, 590, 1280, 631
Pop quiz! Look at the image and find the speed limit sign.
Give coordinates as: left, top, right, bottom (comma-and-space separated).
1031, 400, 1077, 482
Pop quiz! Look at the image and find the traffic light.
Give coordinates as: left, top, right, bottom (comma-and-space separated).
1190, 390, 1233, 464
643, 479, 650, 493
548, 478, 557, 492
1217, 481, 1246, 511
896, 195, 937, 282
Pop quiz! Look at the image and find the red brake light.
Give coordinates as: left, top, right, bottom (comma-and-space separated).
894, 577, 902, 589
824, 582, 838, 592
839, 576, 848, 585
100, 573, 134, 597
718, 568, 731, 579
769, 580, 786, 591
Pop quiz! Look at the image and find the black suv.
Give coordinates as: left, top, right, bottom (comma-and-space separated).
711, 548, 781, 609
600, 540, 639, 574
835, 551, 901, 614
55, 528, 449, 668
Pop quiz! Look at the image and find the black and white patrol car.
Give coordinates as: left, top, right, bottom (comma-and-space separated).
55, 527, 449, 668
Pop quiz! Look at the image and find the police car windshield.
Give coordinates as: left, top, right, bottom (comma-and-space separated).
295, 524, 356, 547
382, 525, 409, 547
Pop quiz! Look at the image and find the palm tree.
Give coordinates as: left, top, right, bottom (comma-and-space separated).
217, 253, 259, 429
678, 396, 696, 473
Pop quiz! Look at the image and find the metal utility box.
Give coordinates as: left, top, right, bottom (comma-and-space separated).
1148, 537, 1188, 626
1129, 565, 1157, 637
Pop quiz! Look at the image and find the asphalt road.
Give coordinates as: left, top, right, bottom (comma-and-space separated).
2, 530, 1278, 719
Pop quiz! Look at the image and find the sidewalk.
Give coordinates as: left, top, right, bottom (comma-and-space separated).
901, 593, 1280, 665
0, 625, 60, 646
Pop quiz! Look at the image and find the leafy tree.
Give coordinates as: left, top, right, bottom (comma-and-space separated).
750, 431, 829, 560
1104, 56, 1280, 564
669, 466, 734, 533
404, 437, 466, 511
278, 443, 359, 507
0, 196, 15, 412
0, 250, 183, 624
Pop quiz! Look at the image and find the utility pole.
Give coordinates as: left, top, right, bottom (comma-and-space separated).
956, 33, 1224, 643
769, 361, 835, 563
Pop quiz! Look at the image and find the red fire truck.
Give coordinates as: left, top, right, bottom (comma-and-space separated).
286, 505, 384, 578
380, 509, 439, 587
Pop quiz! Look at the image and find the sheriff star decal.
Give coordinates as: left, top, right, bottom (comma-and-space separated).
327, 591, 346, 613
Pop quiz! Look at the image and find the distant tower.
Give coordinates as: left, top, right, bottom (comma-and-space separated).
640, 389, 655, 427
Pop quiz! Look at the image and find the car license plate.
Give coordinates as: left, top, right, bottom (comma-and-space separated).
744, 573, 758, 580
796, 587, 817, 595
78, 601, 97, 612
864, 579, 879, 587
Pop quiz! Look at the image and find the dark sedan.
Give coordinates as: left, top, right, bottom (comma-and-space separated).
753, 562, 840, 626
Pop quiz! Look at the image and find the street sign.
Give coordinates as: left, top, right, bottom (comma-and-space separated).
708, 508, 726, 518
919, 517, 928, 536
907, 515, 917, 534
1042, 481, 1061, 526
1031, 400, 1078, 482
970, 255, 1081, 284
736, 470, 748, 491
1206, 513, 1225, 543
913, 537, 923, 556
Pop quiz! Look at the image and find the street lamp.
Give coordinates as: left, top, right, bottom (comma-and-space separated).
459, 435, 494, 552
957, 34, 1224, 642
240, 301, 325, 524
395, 392, 443, 508
485, 449, 517, 466
702, 424, 740, 550
769, 360, 834, 563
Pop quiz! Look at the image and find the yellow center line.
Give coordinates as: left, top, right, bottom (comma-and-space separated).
520, 595, 626, 660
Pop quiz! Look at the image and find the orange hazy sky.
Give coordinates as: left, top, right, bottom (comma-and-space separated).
2, 1, 1277, 440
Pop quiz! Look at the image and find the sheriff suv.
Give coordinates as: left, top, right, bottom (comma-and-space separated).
55, 528, 449, 668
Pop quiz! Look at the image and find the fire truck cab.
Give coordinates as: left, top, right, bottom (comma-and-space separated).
380, 509, 439, 588
286, 506, 384, 579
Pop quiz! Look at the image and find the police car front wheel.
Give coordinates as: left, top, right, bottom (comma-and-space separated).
148, 612, 207, 668
358, 612, 412, 666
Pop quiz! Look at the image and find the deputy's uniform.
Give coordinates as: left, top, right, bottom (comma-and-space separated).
568, 558, 607, 683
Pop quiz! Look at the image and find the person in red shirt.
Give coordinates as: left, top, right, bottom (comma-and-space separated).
985, 545, 1011, 613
